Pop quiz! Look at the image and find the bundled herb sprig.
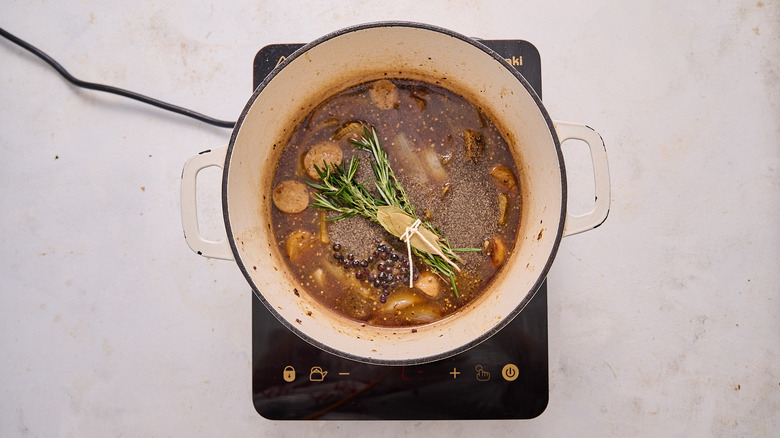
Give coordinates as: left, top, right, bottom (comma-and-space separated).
308, 126, 479, 297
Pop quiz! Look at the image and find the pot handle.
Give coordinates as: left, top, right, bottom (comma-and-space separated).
553, 121, 611, 237
180, 146, 234, 260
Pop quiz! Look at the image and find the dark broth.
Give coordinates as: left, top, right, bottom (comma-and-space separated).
270, 79, 521, 327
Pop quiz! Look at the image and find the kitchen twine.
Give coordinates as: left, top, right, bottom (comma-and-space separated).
400, 219, 460, 287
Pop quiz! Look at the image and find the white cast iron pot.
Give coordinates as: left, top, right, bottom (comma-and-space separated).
181, 22, 610, 365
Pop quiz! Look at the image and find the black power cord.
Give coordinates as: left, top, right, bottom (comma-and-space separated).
0, 26, 236, 129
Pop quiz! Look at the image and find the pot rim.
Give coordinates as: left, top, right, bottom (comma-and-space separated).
222, 21, 567, 365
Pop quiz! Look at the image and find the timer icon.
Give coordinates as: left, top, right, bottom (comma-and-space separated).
502, 364, 519, 381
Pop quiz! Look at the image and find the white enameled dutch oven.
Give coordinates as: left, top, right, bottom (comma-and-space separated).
180, 22, 610, 365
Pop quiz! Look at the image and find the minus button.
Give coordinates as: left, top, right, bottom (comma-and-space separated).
338, 372, 350, 376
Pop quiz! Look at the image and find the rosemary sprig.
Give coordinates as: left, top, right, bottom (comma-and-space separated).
308, 126, 476, 297
308, 156, 378, 221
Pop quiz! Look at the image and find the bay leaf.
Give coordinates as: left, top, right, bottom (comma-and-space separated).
375, 205, 405, 236
375, 206, 444, 256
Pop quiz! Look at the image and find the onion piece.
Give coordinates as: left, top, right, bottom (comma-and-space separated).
391, 133, 450, 188
381, 289, 425, 311
403, 305, 439, 324
285, 230, 316, 261
422, 147, 449, 184
391, 133, 428, 187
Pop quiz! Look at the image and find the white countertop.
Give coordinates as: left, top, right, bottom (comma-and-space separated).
1, 1, 778, 436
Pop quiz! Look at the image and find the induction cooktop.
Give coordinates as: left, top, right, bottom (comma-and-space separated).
251, 39, 548, 420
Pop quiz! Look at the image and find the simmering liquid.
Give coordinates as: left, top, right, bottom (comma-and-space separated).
269, 78, 521, 327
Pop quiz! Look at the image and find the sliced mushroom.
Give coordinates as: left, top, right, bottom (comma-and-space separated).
333, 121, 365, 141
490, 236, 507, 267
489, 164, 517, 190
415, 271, 442, 298
272, 180, 309, 213
369, 79, 399, 110
285, 230, 316, 261
464, 129, 485, 163
302, 142, 343, 179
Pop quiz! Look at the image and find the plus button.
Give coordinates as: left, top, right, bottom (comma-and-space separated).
449, 367, 461, 379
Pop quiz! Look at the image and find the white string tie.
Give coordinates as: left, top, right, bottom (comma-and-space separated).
400, 219, 460, 288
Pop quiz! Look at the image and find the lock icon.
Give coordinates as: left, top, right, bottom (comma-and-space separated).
309, 366, 328, 382
282, 366, 296, 382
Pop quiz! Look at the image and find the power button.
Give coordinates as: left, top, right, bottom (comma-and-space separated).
501, 364, 519, 381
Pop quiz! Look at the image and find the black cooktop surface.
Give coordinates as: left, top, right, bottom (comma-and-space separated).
251, 40, 548, 420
